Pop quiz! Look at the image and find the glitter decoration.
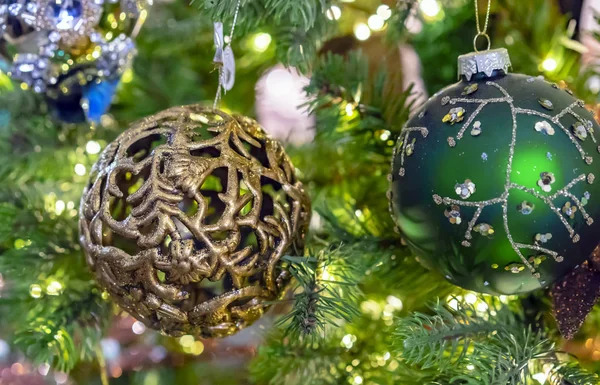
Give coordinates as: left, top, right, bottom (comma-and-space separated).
528, 254, 547, 268
0, 0, 149, 122
444, 205, 462, 224
538, 98, 554, 110
551, 248, 600, 339
394, 127, 428, 177
441, 96, 450, 105
391, 65, 600, 295
405, 138, 416, 156
442, 107, 465, 125
517, 201, 535, 215
473, 223, 494, 237
572, 122, 588, 141
462, 83, 478, 95
538, 172, 556, 192
418, 110, 426, 119
562, 202, 578, 219
471, 121, 482, 136
454, 179, 476, 199
534, 233, 553, 244
505, 263, 526, 274
582, 191, 591, 206
534, 121, 555, 136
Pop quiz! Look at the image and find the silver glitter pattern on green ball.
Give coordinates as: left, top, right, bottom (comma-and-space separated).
396, 79, 597, 278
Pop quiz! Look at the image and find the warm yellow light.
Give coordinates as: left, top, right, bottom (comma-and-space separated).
74, 163, 87, 176
29, 284, 43, 298
179, 335, 194, 348
341, 334, 357, 349
86, 140, 101, 154
377, 5, 392, 20
46, 281, 63, 296
253, 33, 272, 52
55, 200, 66, 215
420, 0, 441, 18
542, 58, 557, 72
464, 293, 477, 304
368, 15, 385, 31
190, 341, 204, 355
345, 103, 355, 116
326, 5, 342, 20
386, 295, 403, 310
353, 23, 371, 41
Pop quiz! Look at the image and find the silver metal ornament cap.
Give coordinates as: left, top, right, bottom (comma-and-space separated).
457, 48, 512, 81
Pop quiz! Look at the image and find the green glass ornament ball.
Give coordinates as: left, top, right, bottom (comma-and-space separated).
389, 60, 600, 295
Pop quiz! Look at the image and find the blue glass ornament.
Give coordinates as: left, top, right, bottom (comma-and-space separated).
82, 76, 120, 123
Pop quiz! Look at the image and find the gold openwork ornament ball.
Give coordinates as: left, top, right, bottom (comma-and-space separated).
79, 105, 311, 338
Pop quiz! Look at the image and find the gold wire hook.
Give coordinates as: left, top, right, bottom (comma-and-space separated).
474, 0, 492, 51
473, 33, 491, 52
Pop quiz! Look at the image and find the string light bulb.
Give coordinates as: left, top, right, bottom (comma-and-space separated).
377, 5, 392, 20
542, 57, 557, 72
326, 5, 342, 20
354, 23, 371, 41
368, 14, 385, 31
253, 33, 272, 52
420, 0, 441, 18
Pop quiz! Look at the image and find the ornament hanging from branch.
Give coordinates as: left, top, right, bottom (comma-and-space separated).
0, 0, 149, 123
389, 0, 600, 339
79, 105, 311, 337
79, 0, 312, 338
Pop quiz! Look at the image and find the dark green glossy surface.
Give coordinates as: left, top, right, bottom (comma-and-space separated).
390, 72, 600, 295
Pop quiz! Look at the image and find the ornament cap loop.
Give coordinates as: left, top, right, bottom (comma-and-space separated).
457, 48, 512, 81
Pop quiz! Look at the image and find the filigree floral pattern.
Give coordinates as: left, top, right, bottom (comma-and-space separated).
79, 105, 311, 338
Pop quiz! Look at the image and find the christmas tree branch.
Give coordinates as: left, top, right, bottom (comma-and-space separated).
396, 299, 599, 384
278, 244, 362, 340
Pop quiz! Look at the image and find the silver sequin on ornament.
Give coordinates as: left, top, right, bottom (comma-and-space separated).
442, 107, 465, 125
538, 172, 556, 192
444, 205, 462, 224
462, 83, 478, 95
473, 223, 494, 237
454, 179, 476, 199
405, 138, 416, 157
562, 202, 578, 219
582, 191, 591, 206
535, 121, 555, 136
505, 263, 526, 274
538, 98, 554, 110
471, 121, 482, 136
534, 233, 553, 244
572, 122, 588, 141
517, 201, 535, 215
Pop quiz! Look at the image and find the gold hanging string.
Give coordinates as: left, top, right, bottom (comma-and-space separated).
473, 0, 492, 52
